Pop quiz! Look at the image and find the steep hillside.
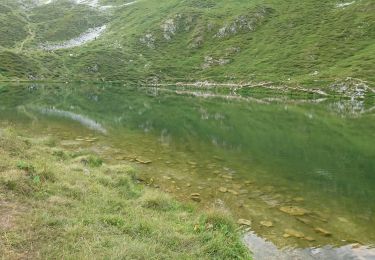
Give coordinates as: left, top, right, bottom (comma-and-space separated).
0, 0, 374, 88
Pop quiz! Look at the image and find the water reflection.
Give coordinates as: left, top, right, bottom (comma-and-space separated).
245, 232, 375, 260
38, 107, 107, 134
0, 83, 374, 255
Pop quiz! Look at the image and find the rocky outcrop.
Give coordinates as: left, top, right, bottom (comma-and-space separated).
215, 7, 273, 38
140, 33, 156, 48
202, 56, 230, 69
161, 14, 195, 41
162, 18, 177, 40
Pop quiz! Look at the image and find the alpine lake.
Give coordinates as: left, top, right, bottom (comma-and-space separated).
0, 82, 374, 259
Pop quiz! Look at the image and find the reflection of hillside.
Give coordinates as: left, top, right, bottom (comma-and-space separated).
0, 84, 374, 191
37, 107, 107, 133
0, 83, 375, 242
328, 99, 375, 118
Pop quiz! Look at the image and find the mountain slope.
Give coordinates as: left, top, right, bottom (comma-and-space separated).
0, 0, 374, 88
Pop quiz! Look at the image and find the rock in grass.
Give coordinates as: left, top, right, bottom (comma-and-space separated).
237, 219, 252, 226
135, 158, 152, 164
190, 193, 201, 202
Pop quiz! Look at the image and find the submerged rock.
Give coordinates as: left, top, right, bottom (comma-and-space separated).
279, 206, 309, 216
337, 217, 349, 223
228, 189, 239, 195
293, 197, 304, 202
284, 229, 304, 238
219, 187, 228, 193
239, 189, 249, 195
304, 236, 316, 242
238, 219, 252, 226
296, 217, 312, 226
220, 174, 233, 180
260, 221, 273, 227
314, 227, 332, 237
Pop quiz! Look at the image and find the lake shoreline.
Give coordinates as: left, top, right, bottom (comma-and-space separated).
1, 78, 373, 99
0, 127, 251, 259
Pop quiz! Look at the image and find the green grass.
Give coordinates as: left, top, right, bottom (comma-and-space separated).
0, 0, 373, 87
0, 2, 28, 48
29, 1, 108, 42
0, 127, 251, 259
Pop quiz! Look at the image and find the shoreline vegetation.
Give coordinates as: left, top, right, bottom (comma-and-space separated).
0, 127, 251, 259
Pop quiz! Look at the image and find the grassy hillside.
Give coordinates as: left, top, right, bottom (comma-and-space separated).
0, 0, 374, 87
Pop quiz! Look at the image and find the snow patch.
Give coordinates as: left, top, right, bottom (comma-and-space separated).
99, 1, 137, 10
40, 25, 106, 50
39, 108, 107, 134
336, 1, 355, 8
35, 0, 137, 10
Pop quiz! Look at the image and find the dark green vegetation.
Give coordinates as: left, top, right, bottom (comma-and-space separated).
0, 127, 250, 259
0, 0, 374, 87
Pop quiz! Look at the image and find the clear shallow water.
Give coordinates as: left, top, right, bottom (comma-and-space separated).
0, 83, 374, 258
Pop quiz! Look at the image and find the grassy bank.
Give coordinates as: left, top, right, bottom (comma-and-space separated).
0, 127, 251, 259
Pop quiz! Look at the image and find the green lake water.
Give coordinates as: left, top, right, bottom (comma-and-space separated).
0, 83, 374, 257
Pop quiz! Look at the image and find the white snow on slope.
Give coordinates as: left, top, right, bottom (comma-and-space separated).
336, 1, 355, 8
40, 25, 106, 50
